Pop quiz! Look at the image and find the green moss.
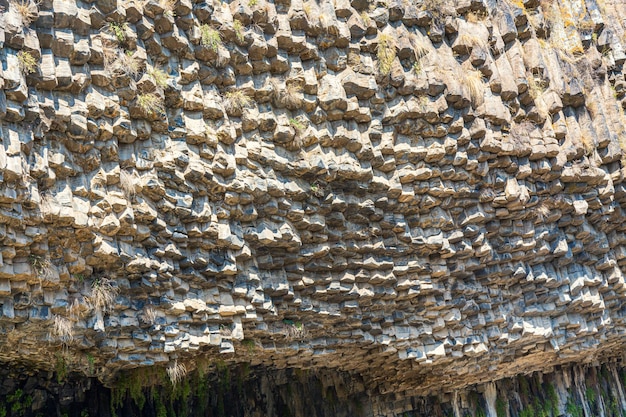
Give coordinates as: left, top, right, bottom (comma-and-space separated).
467, 392, 485, 417
4, 389, 33, 417
496, 397, 507, 417
193, 371, 209, 415
242, 339, 256, 353
86, 354, 95, 375
55, 354, 68, 384
129, 378, 145, 410
586, 387, 597, 408
155, 394, 167, 417
518, 375, 530, 398
519, 405, 535, 417
566, 398, 583, 417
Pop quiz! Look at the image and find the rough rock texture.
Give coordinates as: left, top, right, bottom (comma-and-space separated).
3, 0, 626, 414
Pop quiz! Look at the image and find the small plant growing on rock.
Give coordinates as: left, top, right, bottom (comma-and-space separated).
289, 118, 305, 131
495, 397, 507, 417
455, 33, 488, 55
527, 74, 547, 99
310, 183, 325, 197
413, 61, 422, 74
55, 352, 68, 383
17, 50, 38, 74
233, 19, 245, 43
377, 33, 396, 76
421, 0, 454, 22
137, 93, 165, 115
289, 116, 308, 146
200, 25, 221, 51
147, 66, 169, 89
248, 0, 258, 6
10, 0, 38, 26
410, 32, 430, 73
223, 89, 253, 114
284, 321, 308, 341
242, 339, 257, 353
219, 324, 233, 337
86, 353, 96, 375
302, 2, 313, 19
109, 22, 128, 44
566, 398, 583, 417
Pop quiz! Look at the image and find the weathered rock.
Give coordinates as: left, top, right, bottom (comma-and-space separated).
0, 1, 626, 415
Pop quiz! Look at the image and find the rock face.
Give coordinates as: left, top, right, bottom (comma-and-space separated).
3, 0, 626, 414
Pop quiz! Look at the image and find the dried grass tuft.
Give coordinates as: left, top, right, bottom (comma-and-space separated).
455, 33, 489, 54
104, 47, 140, 77
223, 90, 253, 114
534, 200, 551, 222
89, 278, 119, 313
10, 0, 38, 26
581, 135, 595, 156
270, 79, 304, 109
466, 10, 487, 23
67, 298, 82, 319
119, 170, 137, 199
463, 69, 485, 107
137, 93, 165, 115
141, 306, 158, 325
160, 0, 176, 16
52, 315, 74, 343
29, 254, 54, 280
166, 361, 187, 385
377, 33, 396, 76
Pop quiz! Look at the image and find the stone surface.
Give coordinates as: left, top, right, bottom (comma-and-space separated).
1, 0, 626, 415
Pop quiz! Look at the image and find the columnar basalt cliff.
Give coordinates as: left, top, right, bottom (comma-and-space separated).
2, 0, 626, 414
